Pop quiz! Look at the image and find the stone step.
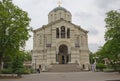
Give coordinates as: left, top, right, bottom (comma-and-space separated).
47, 63, 82, 72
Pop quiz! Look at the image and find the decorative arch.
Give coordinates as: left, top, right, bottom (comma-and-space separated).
56, 41, 71, 53
56, 41, 71, 64
59, 44, 68, 54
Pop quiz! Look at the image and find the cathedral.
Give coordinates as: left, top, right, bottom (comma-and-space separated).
32, 5, 90, 71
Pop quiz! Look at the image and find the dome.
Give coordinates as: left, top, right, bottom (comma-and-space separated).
48, 6, 72, 23
50, 7, 69, 13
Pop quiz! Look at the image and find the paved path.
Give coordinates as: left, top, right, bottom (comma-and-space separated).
0, 72, 120, 81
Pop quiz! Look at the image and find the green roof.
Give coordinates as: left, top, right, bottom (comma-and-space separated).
50, 7, 69, 12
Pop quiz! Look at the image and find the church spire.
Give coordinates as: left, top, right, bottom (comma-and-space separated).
58, 0, 62, 7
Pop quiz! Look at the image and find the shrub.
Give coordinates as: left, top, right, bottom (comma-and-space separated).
103, 68, 115, 72
17, 68, 32, 74
14, 68, 24, 76
22, 69, 31, 74
96, 63, 106, 71
1, 68, 13, 74
0, 68, 32, 75
30, 68, 34, 73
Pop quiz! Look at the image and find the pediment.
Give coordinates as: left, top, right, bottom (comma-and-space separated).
33, 18, 88, 33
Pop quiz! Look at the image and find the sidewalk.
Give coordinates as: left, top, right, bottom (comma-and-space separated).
0, 72, 120, 81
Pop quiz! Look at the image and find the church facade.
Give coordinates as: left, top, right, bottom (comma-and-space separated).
32, 6, 90, 71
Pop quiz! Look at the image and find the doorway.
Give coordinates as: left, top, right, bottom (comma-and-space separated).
58, 44, 68, 64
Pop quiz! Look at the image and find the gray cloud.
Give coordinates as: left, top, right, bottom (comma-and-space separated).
74, 11, 94, 21
94, 0, 120, 9
88, 27, 99, 35
93, 0, 120, 16
89, 43, 101, 53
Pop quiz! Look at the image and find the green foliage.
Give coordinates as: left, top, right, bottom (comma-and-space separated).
0, 0, 31, 69
105, 10, 120, 41
1, 68, 13, 74
103, 68, 115, 72
24, 52, 32, 61
89, 52, 95, 64
0, 68, 32, 74
104, 10, 120, 61
96, 63, 106, 71
22, 69, 31, 74
95, 10, 120, 72
11, 51, 25, 75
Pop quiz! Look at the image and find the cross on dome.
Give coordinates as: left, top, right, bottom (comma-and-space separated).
58, 0, 62, 7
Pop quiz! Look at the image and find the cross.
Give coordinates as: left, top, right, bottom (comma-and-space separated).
58, 0, 62, 7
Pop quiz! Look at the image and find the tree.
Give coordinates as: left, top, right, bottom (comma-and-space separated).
24, 52, 32, 62
104, 10, 120, 62
0, 0, 31, 70
97, 10, 120, 71
12, 51, 25, 76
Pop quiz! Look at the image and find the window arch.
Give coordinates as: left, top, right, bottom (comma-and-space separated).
61, 26, 65, 38
67, 28, 70, 38
56, 28, 59, 38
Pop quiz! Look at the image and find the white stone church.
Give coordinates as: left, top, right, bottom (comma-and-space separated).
32, 6, 90, 71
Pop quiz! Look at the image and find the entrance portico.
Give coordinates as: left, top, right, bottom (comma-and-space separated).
58, 44, 70, 64
58, 44, 68, 64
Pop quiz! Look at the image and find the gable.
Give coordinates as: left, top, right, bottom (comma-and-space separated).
46, 19, 88, 33
33, 19, 88, 34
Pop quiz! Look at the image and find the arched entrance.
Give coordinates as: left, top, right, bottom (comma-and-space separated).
58, 44, 69, 64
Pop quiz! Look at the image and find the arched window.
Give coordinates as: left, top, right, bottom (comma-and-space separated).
61, 26, 65, 38
56, 28, 59, 38
67, 28, 70, 38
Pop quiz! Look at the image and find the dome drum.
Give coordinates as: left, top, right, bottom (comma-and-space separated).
48, 7, 72, 23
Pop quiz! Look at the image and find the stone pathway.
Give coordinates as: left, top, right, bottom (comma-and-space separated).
0, 72, 120, 81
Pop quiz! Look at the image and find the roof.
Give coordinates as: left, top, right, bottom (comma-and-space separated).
50, 6, 70, 13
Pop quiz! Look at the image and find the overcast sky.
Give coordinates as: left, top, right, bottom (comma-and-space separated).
12, 0, 120, 52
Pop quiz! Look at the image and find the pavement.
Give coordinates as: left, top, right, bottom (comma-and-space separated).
0, 72, 120, 81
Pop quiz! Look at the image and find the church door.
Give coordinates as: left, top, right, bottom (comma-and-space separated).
58, 44, 68, 64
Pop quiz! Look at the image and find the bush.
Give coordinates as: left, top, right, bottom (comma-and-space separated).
14, 68, 32, 76
22, 69, 31, 74
1, 68, 13, 74
29, 68, 34, 73
14, 68, 24, 76
0, 68, 33, 76
103, 68, 115, 72
96, 63, 106, 71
